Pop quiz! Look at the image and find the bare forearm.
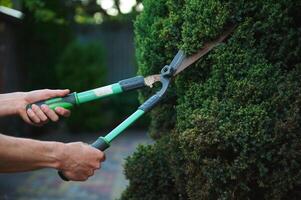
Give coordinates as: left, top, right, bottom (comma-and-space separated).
0, 92, 25, 117
0, 134, 63, 172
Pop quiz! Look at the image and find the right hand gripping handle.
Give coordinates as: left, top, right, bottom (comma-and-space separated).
58, 137, 109, 181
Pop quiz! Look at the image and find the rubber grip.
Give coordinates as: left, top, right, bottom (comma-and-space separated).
91, 137, 110, 151
26, 92, 77, 110
118, 76, 145, 91
138, 94, 161, 112
58, 137, 109, 181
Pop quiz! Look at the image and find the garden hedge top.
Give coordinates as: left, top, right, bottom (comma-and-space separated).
26, 26, 235, 181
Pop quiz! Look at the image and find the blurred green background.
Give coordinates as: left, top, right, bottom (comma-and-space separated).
0, 0, 148, 134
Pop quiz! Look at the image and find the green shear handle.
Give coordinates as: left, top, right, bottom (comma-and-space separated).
26, 76, 146, 111
26, 93, 78, 110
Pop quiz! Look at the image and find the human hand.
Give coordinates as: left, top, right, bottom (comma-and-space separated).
58, 142, 105, 181
17, 89, 71, 126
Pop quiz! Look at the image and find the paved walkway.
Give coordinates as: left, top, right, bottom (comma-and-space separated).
0, 130, 151, 200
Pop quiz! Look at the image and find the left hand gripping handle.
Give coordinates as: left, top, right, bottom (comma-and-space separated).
26, 92, 77, 110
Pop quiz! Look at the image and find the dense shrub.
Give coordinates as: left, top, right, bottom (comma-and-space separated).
122, 0, 301, 199
56, 41, 106, 132
121, 136, 179, 200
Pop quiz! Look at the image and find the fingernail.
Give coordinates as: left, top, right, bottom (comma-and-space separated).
41, 104, 48, 110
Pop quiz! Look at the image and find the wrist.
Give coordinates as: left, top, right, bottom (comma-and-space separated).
13, 92, 26, 115
46, 141, 66, 170
0, 92, 26, 116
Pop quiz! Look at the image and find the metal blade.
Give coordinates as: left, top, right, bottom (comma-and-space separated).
169, 50, 186, 72
174, 26, 236, 76
143, 26, 236, 87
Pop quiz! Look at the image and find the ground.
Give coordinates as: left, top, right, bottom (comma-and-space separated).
0, 130, 151, 200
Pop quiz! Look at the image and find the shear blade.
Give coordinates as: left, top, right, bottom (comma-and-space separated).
144, 25, 236, 87
174, 26, 235, 76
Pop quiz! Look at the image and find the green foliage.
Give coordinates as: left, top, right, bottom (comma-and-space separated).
122, 0, 301, 199
0, 0, 12, 7
21, 0, 142, 24
21, 0, 68, 24
121, 137, 180, 200
21, 0, 73, 90
56, 41, 106, 132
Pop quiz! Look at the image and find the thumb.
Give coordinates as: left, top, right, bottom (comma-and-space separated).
31, 89, 70, 101
43, 89, 70, 99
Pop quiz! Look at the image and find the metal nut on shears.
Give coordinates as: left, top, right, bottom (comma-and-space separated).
161, 65, 174, 77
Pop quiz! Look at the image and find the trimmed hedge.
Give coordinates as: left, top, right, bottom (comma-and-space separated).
122, 136, 179, 200
121, 0, 301, 199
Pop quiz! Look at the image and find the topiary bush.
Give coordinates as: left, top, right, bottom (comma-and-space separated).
55, 40, 106, 132
121, 0, 301, 199
121, 136, 179, 200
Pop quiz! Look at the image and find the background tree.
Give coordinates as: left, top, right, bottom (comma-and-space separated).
0, 0, 145, 132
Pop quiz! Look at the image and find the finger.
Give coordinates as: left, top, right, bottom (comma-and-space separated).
55, 107, 71, 117
32, 104, 48, 123
63, 172, 87, 182
98, 153, 106, 162
88, 170, 94, 176
93, 162, 101, 169
41, 105, 59, 122
27, 109, 41, 124
95, 151, 106, 162
76, 175, 88, 182
19, 109, 34, 125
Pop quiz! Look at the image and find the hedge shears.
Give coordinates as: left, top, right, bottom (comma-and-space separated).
27, 26, 235, 181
